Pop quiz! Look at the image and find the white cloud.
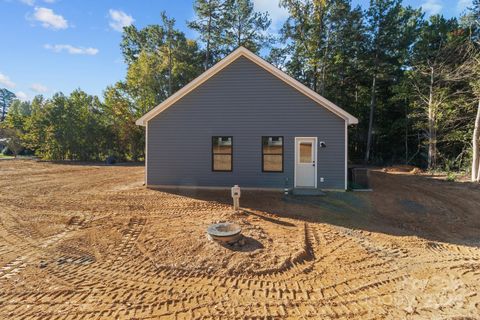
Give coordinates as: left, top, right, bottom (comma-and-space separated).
44, 44, 99, 55
0, 73, 16, 89
30, 83, 48, 93
20, 0, 35, 6
421, 0, 443, 15
252, 0, 288, 29
15, 91, 29, 102
32, 7, 68, 30
457, 0, 472, 12
108, 9, 134, 32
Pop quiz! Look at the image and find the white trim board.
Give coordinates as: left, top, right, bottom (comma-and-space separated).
345, 121, 348, 190
145, 124, 148, 185
136, 47, 359, 126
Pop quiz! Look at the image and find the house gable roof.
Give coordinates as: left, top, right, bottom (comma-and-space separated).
135, 47, 358, 126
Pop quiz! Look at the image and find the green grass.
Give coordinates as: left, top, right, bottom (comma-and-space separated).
0, 154, 14, 159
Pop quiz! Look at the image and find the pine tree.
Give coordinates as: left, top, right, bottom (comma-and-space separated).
468, 43, 480, 181
121, 25, 166, 65
279, 0, 331, 92
161, 12, 176, 96
188, 0, 225, 69
472, 0, 480, 41
221, 0, 272, 54
0, 89, 16, 122
363, 0, 422, 163
320, 0, 366, 107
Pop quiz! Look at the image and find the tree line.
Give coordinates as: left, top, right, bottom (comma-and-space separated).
1, 0, 479, 181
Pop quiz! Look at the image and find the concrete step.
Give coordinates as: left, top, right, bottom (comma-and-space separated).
292, 188, 326, 196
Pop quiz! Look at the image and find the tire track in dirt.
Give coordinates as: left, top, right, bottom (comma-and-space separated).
1, 161, 479, 319
0, 216, 85, 280
104, 217, 146, 268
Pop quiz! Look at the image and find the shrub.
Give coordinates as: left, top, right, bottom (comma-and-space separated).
446, 172, 456, 182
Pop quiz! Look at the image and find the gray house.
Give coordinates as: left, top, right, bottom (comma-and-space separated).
136, 47, 358, 192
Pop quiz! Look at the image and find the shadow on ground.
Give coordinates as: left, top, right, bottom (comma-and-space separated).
152, 171, 480, 248
218, 236, 264, 252
43, 160, 145, 167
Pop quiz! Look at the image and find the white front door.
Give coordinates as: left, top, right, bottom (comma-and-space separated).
295, 137, 317, 188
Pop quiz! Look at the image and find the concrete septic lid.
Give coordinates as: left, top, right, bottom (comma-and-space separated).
207, 223, 241, 238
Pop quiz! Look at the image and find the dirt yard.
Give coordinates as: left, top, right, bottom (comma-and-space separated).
0, 160, 479, 319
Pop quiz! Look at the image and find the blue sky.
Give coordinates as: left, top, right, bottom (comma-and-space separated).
0, 0, 472, 101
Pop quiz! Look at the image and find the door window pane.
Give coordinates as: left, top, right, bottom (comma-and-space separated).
212, 136, 232, 171
299, 142, 312, 163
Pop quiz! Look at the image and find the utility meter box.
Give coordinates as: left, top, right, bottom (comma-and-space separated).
231, 185, 241, 198
231, 185, 241, 211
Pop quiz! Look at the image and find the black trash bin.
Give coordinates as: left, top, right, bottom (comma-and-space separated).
105, 156, 116, 165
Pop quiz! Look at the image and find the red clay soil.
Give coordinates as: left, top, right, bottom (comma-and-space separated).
0, 160, 479, 319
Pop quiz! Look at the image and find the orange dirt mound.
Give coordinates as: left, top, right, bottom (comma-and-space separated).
410, 167, 422, 174
383, 164, 422, 174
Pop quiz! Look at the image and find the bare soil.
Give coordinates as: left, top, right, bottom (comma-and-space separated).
0, 160, 479, 319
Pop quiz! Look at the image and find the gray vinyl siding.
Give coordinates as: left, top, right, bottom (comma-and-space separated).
147, 57, 346, 190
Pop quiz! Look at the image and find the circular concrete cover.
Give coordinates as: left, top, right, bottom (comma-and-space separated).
207, 223, 241, 238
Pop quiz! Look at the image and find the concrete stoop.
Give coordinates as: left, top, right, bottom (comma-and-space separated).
292, 188, 326, 196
